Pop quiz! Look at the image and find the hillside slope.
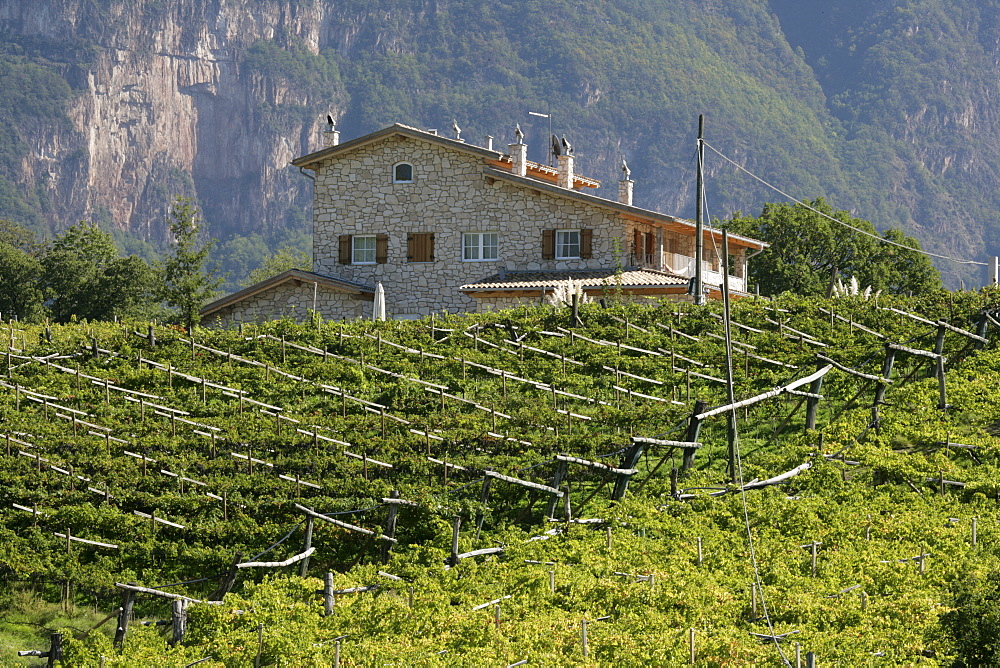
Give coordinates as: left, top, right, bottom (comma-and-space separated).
0, 0, 994, 286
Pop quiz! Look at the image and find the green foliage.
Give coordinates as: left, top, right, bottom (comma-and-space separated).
726, 199, 942, 296
158, 197, 223, 331
0, 242, 43, 321
942, 571, 1000, 666
5, 269, 1000, 662
40, 223, 159, 323
242, 246, 312, 287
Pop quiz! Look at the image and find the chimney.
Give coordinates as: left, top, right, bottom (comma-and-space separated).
510, 140, 527, 177
322, 129, 340, 148
557, 154, 574, 189
618, 177, 634, 206
486, 135, 494, 151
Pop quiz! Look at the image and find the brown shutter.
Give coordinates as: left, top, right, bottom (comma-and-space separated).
542, 229, 555, 260
633, 229, 642, 257
580, 229, 593, 259
376, 234, 389, 263
407, 233, 435, 262
645, 232, 655, 258
339, 235, 352, 264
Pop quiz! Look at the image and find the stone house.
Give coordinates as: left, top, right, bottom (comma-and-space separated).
201, 123, 766, 324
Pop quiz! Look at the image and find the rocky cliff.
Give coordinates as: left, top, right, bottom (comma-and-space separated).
0, 0, 339, 243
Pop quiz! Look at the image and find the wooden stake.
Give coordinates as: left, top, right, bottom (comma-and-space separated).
300, 518, 314, 577
450, 516, 461, 567
324, 573, 335, 616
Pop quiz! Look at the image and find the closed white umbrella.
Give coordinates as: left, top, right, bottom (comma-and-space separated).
373, 281, 386, 321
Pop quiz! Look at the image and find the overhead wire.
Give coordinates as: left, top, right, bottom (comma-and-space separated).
702, 140, 987, 266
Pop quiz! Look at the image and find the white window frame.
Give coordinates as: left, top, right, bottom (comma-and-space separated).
393, 162, 414, 183
352, 235, 377, 264
555, 229, 581, 259
463, 232, 499, 262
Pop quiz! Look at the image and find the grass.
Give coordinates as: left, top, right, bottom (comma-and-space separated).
0, 587, 114, 666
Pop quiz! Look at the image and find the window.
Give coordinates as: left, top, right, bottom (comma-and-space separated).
463, 232, 498, 261
542, 229, 592, 260
556, 229, 581, 259
339, 234, 388, 264
352, 235, 377, 264
393, 162, 413, 183
407, 232, 435, 262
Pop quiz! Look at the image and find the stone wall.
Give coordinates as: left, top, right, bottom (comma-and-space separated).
203, 280, 366, 327
312, 134, 629, 317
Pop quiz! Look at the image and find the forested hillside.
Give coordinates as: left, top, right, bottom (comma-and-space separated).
0, 0, 996, 287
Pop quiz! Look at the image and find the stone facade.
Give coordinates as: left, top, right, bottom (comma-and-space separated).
205, 280, 366, 326
311, 134, 628, 317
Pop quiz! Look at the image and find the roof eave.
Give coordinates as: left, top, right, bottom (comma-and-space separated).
483, 168, 768, 250
200, 269, 375, 317
292, 123, 505, 170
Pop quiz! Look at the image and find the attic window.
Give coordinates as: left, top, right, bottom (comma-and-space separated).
393, 162, 414, 183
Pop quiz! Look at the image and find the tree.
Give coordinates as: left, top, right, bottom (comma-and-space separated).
241, 246, 312, 287
0, 242, 43, 321
41, 222, 157, 322
159, 197, 222, 332
724, 199, 941, 296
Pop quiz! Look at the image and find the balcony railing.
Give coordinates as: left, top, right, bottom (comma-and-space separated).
630, 251, 745, 293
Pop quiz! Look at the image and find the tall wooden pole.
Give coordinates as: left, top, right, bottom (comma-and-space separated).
694, 114, 706, 305
722, 230, 736, 482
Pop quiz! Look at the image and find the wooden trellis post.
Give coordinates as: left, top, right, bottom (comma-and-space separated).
474, 477, 493, 540
872, 345, 896, 429
170, 600, 187, 647
450, 516, 462, 567
381, 490, 401, 564
209, 552, 243, 601
546, 459, 569, 518
606, 441, 637, 500
114, 583, 137, 646
805, 361, 825, 431
299, 517, 315, 577
682, 400, 708, 471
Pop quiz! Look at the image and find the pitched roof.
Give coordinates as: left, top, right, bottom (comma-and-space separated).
460, 268, 689, 292
293, 123, 602, 189
200, 269, 375, 318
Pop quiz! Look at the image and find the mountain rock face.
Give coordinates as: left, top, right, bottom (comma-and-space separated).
0, 0, 334, 243
0, 0, 996, 285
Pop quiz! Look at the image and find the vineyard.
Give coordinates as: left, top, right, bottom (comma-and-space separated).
3, 291, 1000, 665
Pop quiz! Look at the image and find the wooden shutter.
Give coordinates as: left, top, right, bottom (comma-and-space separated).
407, 233, 435, 262
542, 229, 555, 260
645, 232, 655, 258
633, 229, 642, 257
580, 229, 593, 259
375, 234, 389, 263
338, 235, 352, 264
